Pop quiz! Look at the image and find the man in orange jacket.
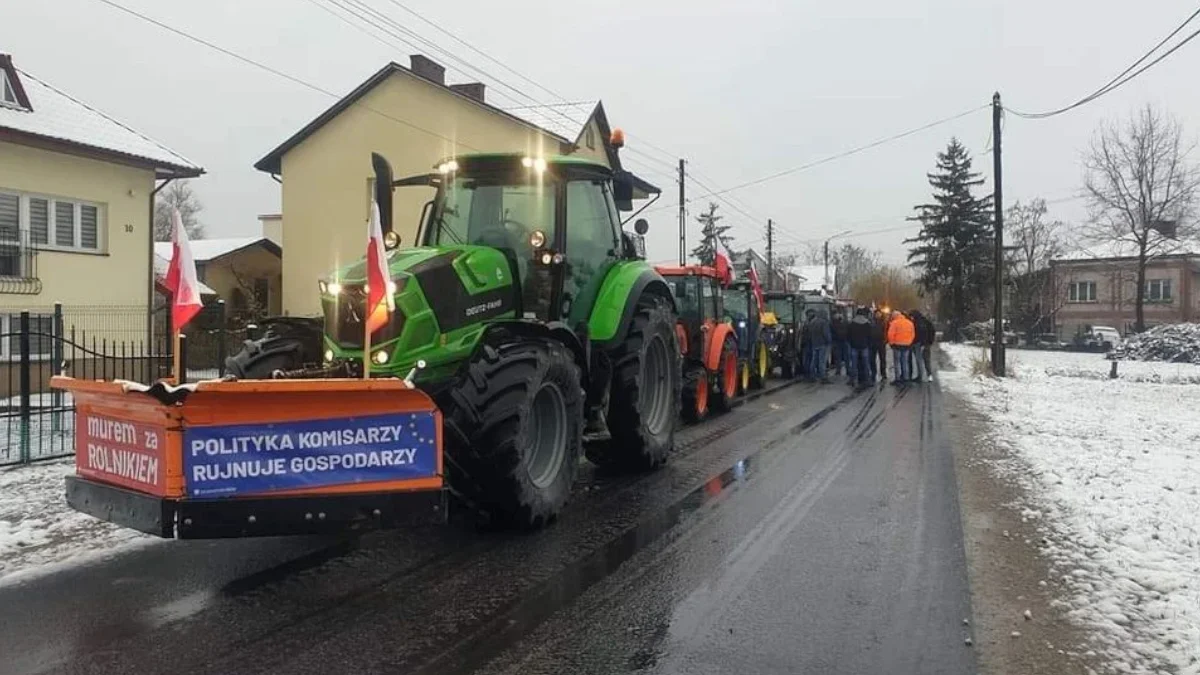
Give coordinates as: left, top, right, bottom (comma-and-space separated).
886, 310, 916, 384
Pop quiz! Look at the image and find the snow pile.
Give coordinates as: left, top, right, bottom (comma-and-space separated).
942, 345, 1200, 674
1111, 323, 1200, 364
0, 460, 153, 585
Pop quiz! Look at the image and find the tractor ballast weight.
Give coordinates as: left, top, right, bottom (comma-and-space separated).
657, 265, 739, 422
222, 152, 681, 530
722, 280, 768, 392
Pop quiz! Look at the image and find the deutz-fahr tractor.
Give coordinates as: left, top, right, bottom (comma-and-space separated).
227, 152, 681, 528
721, 280, 768, 393
657, 265, 739, 423
761, 291, 802, 379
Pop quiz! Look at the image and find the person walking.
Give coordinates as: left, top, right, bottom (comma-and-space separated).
911, 310, 936, 382
846, 307, 874, 389
872, 309, 888, 383
803, 308, 832, 383
886, 310, 915, 384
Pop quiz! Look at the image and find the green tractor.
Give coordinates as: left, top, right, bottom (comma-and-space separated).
227, 152, 681, 528
761, 290, 802, 379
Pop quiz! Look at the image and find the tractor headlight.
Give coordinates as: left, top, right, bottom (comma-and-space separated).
383, 231, 401, 250
318, 280, 328, 294
738, 321, 747, 328
373, 350, 389, 365
529, 229, 546, 248
327, 281, 342, 295
324, 349, 334, 363
437, 160, 458, 174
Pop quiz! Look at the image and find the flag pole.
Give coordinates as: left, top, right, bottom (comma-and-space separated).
172, 329, 181, 383
362, 320, 371, 380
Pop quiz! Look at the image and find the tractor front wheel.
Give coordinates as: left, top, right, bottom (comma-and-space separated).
750, 341, 768, 389
587, 297, 680, 471
439, 338, 582, 529
681, 367, 709, 424
711, 335, 738, 413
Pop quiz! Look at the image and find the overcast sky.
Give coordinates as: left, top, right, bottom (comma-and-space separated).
7, 0, 1200, 265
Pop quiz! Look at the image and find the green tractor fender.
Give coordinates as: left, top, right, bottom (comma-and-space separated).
589, 263, 676, 350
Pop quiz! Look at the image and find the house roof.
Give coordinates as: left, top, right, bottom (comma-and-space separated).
254, 61, 578, 175
503, 100, 599, 145
155, 237, 281, 264
1054, 236, 1200, 263
0, 56, 202, 178
153, 254, 217, 296
790, 265, 836, 289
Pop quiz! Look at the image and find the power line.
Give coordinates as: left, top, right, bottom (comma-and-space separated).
93, 0, 479, 151
1007, 7, 1200, 119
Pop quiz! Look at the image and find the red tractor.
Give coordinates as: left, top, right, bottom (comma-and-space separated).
657, 265, 739, 422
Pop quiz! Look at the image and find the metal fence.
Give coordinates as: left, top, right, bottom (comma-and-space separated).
0, 302, 248, 466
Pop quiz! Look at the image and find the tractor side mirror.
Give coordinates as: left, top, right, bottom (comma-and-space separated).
613, 172, 634, 212
634, 218, 649, 235
371, 152, 394, 234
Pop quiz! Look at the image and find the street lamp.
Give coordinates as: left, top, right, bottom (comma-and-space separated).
823, 229, 851, 294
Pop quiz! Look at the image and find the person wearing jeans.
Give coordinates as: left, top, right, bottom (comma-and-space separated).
802, 309, 832, 383
886, 310, 915, 384
846, 307, 874, 388
911, 309, 935, 382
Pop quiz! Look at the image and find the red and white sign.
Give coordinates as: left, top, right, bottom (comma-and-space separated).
77, 412, 167, 495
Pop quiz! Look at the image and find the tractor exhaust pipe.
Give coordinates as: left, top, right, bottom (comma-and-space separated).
371, 152, 394, 234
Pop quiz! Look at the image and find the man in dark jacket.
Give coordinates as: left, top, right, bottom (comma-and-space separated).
871, 309, 887, 383
911, 310, 936, 382
846, 307, 874, 388
803, 309, 832, 383
830, 313, 849, 376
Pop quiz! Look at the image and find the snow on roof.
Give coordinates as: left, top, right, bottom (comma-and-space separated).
790, 265, 836, 289
1055, 236, 1200, 262
152, 253, 217, 296
0, 67, 201, 176
155, 237, 274, 263
503, 101, 599, 145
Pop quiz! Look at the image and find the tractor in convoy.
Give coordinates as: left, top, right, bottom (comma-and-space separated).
721, 280, 768, 393
761, 290, 803, 379
657, 265, 739, 422
225, 152, 682, 529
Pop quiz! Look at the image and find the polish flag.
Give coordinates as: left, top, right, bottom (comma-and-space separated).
747, 264, 765, 314
365, 201, 394, 336
164, 208, 203, 332
714, 239, 736, 286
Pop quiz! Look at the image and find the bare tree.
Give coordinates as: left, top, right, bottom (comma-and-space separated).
1083, 105, 1200, 332
154, 180, 205, 241
1006, 199, 1067, 340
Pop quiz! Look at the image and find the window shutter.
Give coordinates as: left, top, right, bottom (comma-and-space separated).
30, 198, 48, 245
81, 205, 98, 249
0, 193, 18, 240
55, 201, 75, 247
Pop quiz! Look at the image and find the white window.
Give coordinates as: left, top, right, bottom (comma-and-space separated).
1, 71, 18, 108
1146, 279, 1172, 302
0, 313, 56, 360
0, 189, 105, 262
1068, 281, 1097, 303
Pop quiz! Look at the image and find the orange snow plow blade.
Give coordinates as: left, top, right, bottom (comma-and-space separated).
50, 376, 445, 539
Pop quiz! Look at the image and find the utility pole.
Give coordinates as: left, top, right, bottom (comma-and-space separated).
991, 92, 1006, 376
765, 219, 774, 291
678, 159, 686, 266
823, 239, 830, 293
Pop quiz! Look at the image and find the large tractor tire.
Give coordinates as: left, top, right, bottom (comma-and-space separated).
750, 341, 769, 390
438, 338, 583, 529
586, 297, 680, 471
681, 366, 709, 424
711, 335, 738, 413
225, 318, 323, 379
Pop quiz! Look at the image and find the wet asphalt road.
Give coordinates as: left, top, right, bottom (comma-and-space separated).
1, 377, 975, 675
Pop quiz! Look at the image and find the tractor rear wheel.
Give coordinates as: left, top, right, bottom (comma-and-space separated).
438, 338, 582, 529
586, 297, 680, 471
750, 341, 768, 389
711, 335, 738, 413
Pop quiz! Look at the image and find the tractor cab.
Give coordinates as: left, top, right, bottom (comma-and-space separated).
657, 265, 725, 364
762, 291, 802, 378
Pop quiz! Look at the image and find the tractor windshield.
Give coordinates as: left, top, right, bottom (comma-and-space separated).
723, 288, 749, 323
767, 297, 794, 322
432, 172, 557, 258
663, 275, 700, 321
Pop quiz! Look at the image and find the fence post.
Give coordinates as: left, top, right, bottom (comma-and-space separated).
217, 299, 227, 378
178, 334, 188, 385
51, 303, 64, 435
19, 311, 31, 464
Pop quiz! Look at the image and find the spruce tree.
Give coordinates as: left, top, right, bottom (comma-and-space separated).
906, 139, 994, 340
690, 202, 734, 265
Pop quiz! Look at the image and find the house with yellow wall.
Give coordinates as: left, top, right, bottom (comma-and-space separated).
0, 52, 202, 349
255, 54, 645, 317
155, 235, 282, 321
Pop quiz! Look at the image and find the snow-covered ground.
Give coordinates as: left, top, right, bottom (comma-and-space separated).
0, 459, 153, 586
942, 345, 1200, 674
